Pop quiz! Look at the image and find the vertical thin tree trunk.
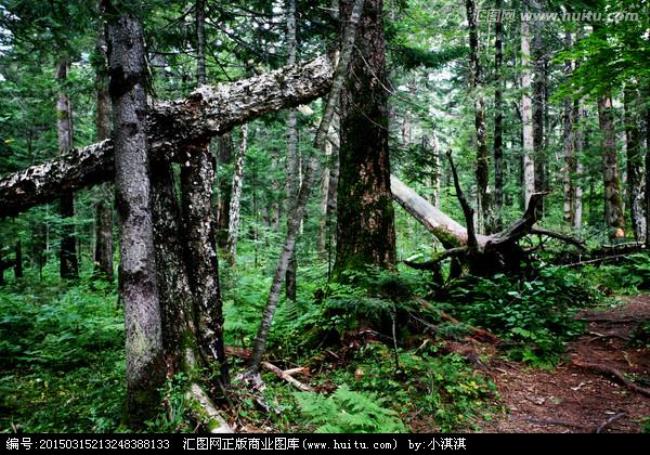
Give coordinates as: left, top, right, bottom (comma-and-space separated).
105, 4, 165, 425
598, 93, 626, 239
334, 0, 396, 275
645, 89, 650, 247
285, 0, 299, 301
520, 9, 535, 209
196, 0, 207, 85
216, 133, 233, 248
562, 32, 575, 225
624, 83, 645, 241
531, 0, 546, 215
56, 59, 78, 279
318, 138, 333, 253
573, 100, 584, 231
325, 117, 340, 275
493, 0, 504, 229
249, 0, 364, 373
226, 125, 248, 263
93, 22, 114, 280
14, 241, 22, 279
0, 244, 4, 286
465, 0, 490, 233
430, 134, 442, 208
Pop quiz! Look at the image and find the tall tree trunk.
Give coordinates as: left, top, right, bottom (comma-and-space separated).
520, 9, 535, 209
196, 0, 207, 84
573, 100, 584, 231
598, 94, 626, 239
646, 89, 650, 247
216, 133, 233, 248
531, 0, 546, 215
56, 58, 78, 279
0, 244, 4, 286
14, 241, 22, 279
624, 83, 645, 241
465, 0, 490, 233
105, 4, 165, 425
93, 23, 114, 280
318, 137, 333, 253
493, 0, 504, 229
226, 125, 248, 264
151, 160, 195, 372
285, 0, 299, 301
334, 0, 396, 275
249, 0, 364, 373
428, 134, 442, 208
179, 0, 229, 389
562, 32, 575, 225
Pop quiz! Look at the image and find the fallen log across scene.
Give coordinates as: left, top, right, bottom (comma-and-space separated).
0, 55, 335, 218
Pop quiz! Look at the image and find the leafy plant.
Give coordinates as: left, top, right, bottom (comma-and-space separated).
294, 384, 406, 433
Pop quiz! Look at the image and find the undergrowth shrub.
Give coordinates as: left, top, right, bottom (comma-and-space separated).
440, 266, 602, 365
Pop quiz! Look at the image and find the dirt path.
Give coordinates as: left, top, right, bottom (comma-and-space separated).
483, 295, 650, 433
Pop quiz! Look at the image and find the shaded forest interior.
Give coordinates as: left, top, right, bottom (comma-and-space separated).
0, 0, 649, 433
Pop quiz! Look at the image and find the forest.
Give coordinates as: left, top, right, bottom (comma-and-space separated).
0, 0, 649, 436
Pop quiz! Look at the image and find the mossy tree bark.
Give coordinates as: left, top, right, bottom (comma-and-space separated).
598, 93, 626, 239
334, 0, 396, 275
624, 83, 645, 242
93, 21, 114, 281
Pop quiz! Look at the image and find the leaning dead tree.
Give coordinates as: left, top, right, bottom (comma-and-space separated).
392, 151, 584, 275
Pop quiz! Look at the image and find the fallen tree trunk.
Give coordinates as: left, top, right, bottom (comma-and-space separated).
0, 55, 334, 218
390, 175, 489, 248
392, 153, 584, 275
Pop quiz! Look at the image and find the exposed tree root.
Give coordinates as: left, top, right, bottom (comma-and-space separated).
571, 360, 650, 397
595, 412, 627, 433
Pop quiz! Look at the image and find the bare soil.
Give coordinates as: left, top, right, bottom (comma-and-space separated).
482, 294, 650, 433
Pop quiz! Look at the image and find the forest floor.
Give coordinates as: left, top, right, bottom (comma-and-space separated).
481, 294, 650, 433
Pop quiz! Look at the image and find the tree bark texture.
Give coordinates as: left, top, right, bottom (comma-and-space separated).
493, 0, 504, 228
0, 54, 335, 218
520, 12, 535, 210
598, 94, 626, 239
105, 6, 165, 425
285, 0, 299, 301
56, 58, 79, 279
93, 24, 114, 280
180, 141, 229, 388
226, 125, 248, 263
465, 0, 491, 233
624, 84, 645, 241
334, 0, 396, 274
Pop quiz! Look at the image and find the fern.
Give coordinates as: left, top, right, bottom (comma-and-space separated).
294, 385, 406, 433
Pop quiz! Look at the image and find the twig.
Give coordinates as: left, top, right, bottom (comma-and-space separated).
260, 361, 315, 392
595, 412, 626, 433
522, 416, 591, 431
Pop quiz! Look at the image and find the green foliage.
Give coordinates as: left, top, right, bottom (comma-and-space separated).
339, 343, 497, 431
294, 384, 406, 433
0, 267, 125, 432
145, 373, 193, 433
584, 253, 650, 294
442, 267, 602, 366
